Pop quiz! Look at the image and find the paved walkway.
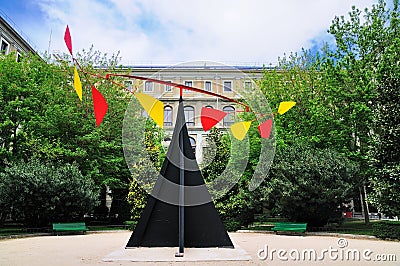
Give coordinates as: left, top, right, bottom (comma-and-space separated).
0, 231, 399, 265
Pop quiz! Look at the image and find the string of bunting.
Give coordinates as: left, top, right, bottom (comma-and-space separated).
64, 25, 296, 140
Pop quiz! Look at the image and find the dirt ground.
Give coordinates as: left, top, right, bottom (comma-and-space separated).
0, 231, 399, 265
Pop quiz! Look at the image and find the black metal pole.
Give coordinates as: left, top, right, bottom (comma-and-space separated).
179, 128, 185, 254
176, 109, 185, 257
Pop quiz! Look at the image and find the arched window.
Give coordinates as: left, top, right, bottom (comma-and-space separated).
184, 106, 195, 126
164, 106, 173, 126
223, 106, 235, 126
205, 105, 213, 109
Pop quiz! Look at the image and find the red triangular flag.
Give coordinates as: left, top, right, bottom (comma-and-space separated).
201, 107, 227, 131
64, 25, 73, 55
91, 86, 108, 127
258, 119, 273, 139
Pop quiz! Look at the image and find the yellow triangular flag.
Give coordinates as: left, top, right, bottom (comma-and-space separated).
136, 93, 164, 128
73, 67, 82, 101
230, 121, 252, 140
278, 101, 296, 115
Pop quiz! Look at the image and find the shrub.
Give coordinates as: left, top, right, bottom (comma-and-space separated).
265, 141, 355, 227
223, 219, 242, 232
124, 220, 138, 231
0, 159, 99, 227
372, 220, 400, 240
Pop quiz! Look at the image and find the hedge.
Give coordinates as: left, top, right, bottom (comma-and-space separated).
372, 220, 400, 240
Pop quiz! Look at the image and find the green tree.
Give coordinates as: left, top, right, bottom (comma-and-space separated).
0, 48, 134, 222
259, 50, 356, 153
0, 159, 98, 227
368, 1, 400, 216
327, 0, 400, 219
0, 53, 58, 166
259, 52, 366, 225
259, 0, 400, 223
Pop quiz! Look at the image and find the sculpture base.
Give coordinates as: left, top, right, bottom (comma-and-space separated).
104, 243, 250, 262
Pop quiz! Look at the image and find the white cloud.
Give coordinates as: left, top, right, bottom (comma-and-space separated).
33, 0, 377, 65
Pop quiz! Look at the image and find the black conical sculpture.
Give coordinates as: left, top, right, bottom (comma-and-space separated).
126, 97, 233, 249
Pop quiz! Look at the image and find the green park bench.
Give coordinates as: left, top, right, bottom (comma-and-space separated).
271, 222, 307, 235
52, 222, 88, 235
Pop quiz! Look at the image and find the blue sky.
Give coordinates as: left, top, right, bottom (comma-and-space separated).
0, 0, 379, 65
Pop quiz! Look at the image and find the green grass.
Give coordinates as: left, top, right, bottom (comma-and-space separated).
0, 224, 129, 237
87, 226, 128, 231
324, 219, 378, 236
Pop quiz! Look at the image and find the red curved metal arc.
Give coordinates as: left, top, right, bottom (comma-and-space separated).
106, 73, 251, 112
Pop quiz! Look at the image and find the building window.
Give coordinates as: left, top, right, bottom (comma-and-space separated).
223, 81, 232, 92
205, 105, 213, 109
223, 106, 235, 126
164, 106, 173, 126
1, 39, 9, 54
144, 81, 154, 92
204, 81, 212, 92
184, 106, 195, 126
184, 81, 193, 92
165, 81, 172, 92
125, 80, 133, 92
244, 81, 253, 90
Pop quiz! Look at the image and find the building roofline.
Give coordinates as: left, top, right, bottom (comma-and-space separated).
110, 65, 275, 71
0, 13, 37, 55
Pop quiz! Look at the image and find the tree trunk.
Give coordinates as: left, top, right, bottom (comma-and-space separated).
359, 186, 370, 225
